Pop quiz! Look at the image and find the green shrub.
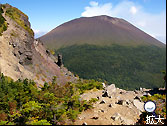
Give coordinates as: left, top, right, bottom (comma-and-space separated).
5, 5, 34, 35
0, 5, 8, 35
0, 73, 100, 125
26, 119, 51, 125
141, 94, 166, 118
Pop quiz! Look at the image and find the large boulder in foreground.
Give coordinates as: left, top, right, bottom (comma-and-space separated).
102, 84, 116, 97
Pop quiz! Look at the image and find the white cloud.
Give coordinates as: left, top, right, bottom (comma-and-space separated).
33, 29, 47, 38
81, 2, 112, 17
130, 6, 137, 15
90, 1, 98, 6
81, 1, 166, 43
33, 29, 41, 34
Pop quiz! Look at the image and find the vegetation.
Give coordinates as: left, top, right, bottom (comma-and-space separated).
137, 94, 166, 125
0, 5, 7, 36
141, 94, 166, 118
4, 4, 34, 36
0, 73, 103, 125
56, 44, 166, 90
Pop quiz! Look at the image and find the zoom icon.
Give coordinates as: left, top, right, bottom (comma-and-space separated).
144, 101, 156, 113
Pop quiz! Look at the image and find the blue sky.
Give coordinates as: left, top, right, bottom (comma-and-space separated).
0, 0, 166, 43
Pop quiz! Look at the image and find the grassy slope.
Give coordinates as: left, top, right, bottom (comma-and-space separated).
56, 44, 166, 90
0, 5, 7, 35
3, 4, 34, 36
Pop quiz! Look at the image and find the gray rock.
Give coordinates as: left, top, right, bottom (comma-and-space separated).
134, 96, 142, 102
134, 90, 139, 94
105, 84, 116, 97
111, 113, 121, 121
143, 92, 151, 96
133, 99, 144, 112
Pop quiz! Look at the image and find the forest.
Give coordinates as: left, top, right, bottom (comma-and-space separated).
56, 44, 166, 90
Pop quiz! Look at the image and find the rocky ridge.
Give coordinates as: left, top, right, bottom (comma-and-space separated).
0, 4, 77, 86
74, 84, 152, 125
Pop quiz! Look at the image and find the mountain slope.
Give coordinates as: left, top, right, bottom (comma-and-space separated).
57, 44, 166, 90
0, 4, 77, 86
39, 15, 166, 90
40, 15, 165, 49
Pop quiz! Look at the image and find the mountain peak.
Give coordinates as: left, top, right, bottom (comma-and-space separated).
40, 15, 165, 49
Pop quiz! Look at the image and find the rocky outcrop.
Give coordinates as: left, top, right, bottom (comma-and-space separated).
102, 84, 116, 97
74, 84, 150, 125
0, 4, 77, 86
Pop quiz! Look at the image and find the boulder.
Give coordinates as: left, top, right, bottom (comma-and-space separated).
133, 99, 144, 112
105, 84, 116, 96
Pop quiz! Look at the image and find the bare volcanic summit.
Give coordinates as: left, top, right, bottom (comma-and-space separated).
40, 15, 165, 49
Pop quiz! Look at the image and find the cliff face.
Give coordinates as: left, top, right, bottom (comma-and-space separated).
0, 4, 77, 86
